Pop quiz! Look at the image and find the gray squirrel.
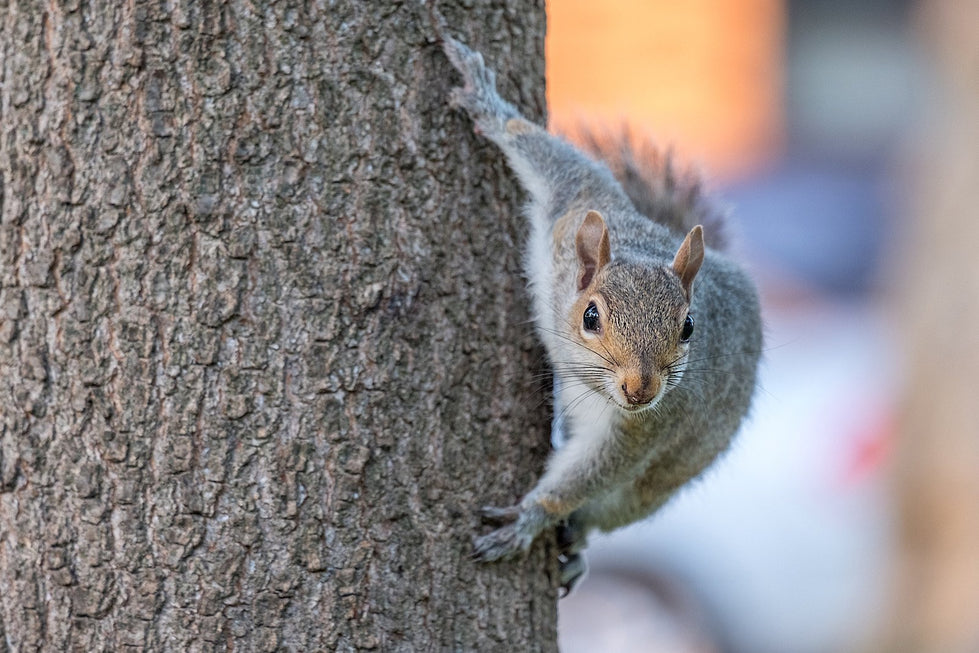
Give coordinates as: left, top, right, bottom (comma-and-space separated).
438, 31, 763, 592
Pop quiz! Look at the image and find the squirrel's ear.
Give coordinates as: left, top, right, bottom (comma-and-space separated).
575, 210, 611, 291
672, 225, 705, 299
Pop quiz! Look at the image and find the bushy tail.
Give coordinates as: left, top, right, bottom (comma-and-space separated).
569, 126, 729, 252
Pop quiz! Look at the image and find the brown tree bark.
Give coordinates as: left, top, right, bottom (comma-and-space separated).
0, 1, 555, 650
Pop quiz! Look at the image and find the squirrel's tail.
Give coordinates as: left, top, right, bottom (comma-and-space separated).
569, 126, 729, 252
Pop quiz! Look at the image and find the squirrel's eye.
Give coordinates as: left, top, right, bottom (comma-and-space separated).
680, 314, 695, 342
583, 302, 601, 332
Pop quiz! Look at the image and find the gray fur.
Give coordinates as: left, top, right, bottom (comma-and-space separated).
439, 34, 762, 590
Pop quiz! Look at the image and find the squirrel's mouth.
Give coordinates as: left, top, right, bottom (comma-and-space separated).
618, 400, 654, 414
613, 382, 667, 414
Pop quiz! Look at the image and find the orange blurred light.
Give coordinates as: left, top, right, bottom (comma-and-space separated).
547, 0, 785, 180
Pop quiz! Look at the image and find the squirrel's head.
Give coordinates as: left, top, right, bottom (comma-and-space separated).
566, 211, 704, 414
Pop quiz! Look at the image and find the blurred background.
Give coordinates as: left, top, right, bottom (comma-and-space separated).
547, 1, 979, 652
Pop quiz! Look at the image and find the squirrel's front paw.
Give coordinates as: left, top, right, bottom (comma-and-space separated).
443, 38, 495, 96
473, 504, 532, 561
442, 38, 507, 133
473, 522, 534, 561
479, 504, 521, 524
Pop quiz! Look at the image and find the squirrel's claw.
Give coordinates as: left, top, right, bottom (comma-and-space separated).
558, 551, 588, 597
473, 505, 526, 560
442, 38, 505, 131
478, 504, 521, 524
473, 522, 533, 562
474, 503, 551, 561
442, 37, 492, 89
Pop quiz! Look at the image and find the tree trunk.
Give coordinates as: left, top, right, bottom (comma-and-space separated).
0, 1, 555, 650
879, 2, 979, 652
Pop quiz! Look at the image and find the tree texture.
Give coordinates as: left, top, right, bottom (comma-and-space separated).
0, 1, 554, 650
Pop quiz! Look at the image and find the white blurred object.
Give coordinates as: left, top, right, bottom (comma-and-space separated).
559, 570, 721, 653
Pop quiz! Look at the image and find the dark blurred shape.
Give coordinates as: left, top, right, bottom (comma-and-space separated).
729, 0, 920, 296
786, 0, 918, 165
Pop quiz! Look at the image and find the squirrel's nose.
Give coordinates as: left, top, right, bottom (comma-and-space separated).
621, 375, 661, 406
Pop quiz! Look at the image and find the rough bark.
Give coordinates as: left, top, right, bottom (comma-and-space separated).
0, 1, 555, 650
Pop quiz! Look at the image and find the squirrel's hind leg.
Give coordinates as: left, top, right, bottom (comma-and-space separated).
556, 516, 590, 596
558, 551, 588, 597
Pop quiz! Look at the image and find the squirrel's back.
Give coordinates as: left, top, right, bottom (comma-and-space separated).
571, 127, 729, 252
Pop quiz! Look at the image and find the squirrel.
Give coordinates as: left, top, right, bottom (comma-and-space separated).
436, 28, 763, 593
